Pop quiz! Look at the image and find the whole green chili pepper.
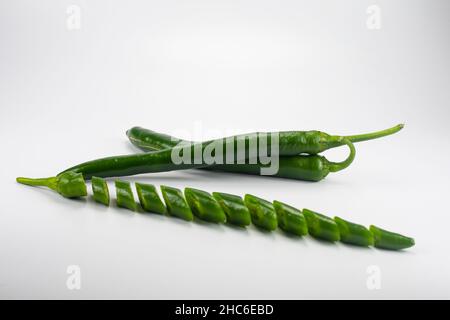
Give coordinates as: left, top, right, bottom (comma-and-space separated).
184, 188, 227, 223
303, 208, 340, 242
244, 194, 278, 231
115, 180, 137, 211
212, 192, 251, 227
136, 182, 167, 214
334, 216, 374, 247
16, 171, 87, 198
160, 185, 193, 221
127, 124, 404, 155
91, 176, 110, 205
17, 175, 415, 250
273, 200, 308, 236
369, 225, 415, 250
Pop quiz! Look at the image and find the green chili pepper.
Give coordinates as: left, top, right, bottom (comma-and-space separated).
369, 225, 415, 250
160, 185, 193, 221
16, 171, 87, 198
244, 194, 278, 231
135, 182, 167, 214
91, 176, 110, 205
127, 124, 403, 155
17, 174, 415, 250
334, 216, 374, 247
212, 192, 251, 227
184, 188, 227, 223
273, 200, 308, 236
115, 180, 137, 211
59, 129, 360, 181
125, 125, 403, 181
303, 208, 340, 242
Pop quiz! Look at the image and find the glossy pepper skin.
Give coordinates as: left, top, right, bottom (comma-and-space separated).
369, 225, 415, 250
303, 208, 340, 242
91, 176, 110, 205
59, 129, 361, 181
334, 216, 374, 247
127, 125, 404, 155
212, 192, 251, 227
160, 185, 193, 221
136, 182, 167, 214
16, 171, 87, 198
273, 200, 308, 236
115, 180, 137, 211
244, 194, 278, 231
125, 125, 404, 181
184, 188, 227, 223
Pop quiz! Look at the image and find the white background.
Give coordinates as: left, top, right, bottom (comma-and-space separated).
1, 0, 449, 299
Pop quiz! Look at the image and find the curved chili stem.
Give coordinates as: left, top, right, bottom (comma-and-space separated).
325, 138, 356, 173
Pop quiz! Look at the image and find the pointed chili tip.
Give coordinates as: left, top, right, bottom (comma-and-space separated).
16, 177, 27, 184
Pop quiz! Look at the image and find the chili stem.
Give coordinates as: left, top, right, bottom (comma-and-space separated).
16, 176, 58, 191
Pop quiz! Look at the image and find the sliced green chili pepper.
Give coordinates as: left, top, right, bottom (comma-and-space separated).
160, 185, 193, 221
115, 180, 137, 211
16, 171, 87, 198
212, 192, 251, 227
244, 194, 277, 231
273, 200, 308, 236
334, 216, 373, 247
135, 182, 167, 214
17, 174, 415, 250
369, 225, 415, 250
91, 176, 110, 205
184, 188, 226, 223
303, 208, 340, 242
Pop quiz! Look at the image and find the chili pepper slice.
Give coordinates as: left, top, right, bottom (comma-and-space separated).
212, 192, 251, 227
91, 176, 110, 206
334, 216, 373, 247
244, 194, 278, 231
115, 180, 137, 211
136, 182, 167, 214
160, 185, 193, 221
184, 188, 226, 223
273, 200, 308, 236
369, 225, 415, 250
303, 208, 340, 242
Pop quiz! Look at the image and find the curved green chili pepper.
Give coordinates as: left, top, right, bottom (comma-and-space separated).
273, 200, 308, 236
115, 180, 137, 211
17, 176, 415, 250
184, 188, 226, 223
58, 131, 357, 181
16, 171, 87, 198
136, 182, 167, 214
303, 208, 340, 242
334, 216, 374, 247
212, 192, 251, 227
369, 225, 415, 250
244, 194, 278, 231
160, 185, 193, 221
91, 176, 110, 205
125, 125, 403, 181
